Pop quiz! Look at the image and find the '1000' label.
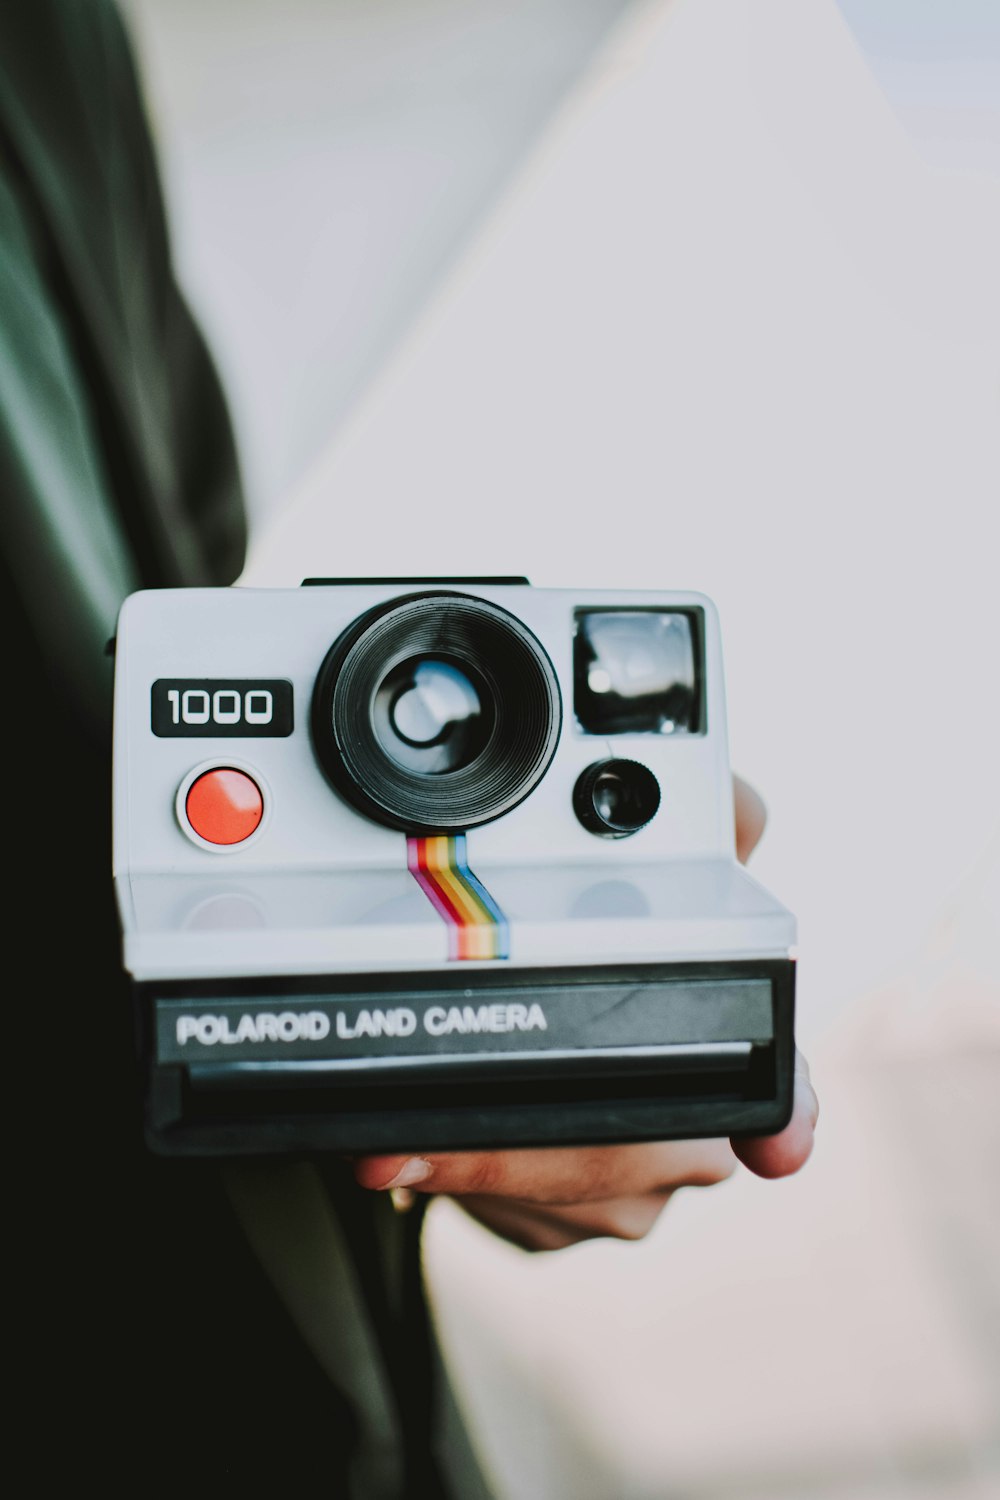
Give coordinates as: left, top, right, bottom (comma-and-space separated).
151, 679, 293, 737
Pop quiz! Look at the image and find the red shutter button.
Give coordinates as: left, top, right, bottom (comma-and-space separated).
185, 768, 264, 846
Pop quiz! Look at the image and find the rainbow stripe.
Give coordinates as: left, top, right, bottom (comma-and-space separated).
407, 835, 510, 961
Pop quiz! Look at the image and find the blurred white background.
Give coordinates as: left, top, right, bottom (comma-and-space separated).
124, 1, 999, 1494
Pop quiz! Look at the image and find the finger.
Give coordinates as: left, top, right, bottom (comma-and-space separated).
731, 1051, 819, 1179
456, 1196, 585, 1252
733, 774, 767, 864
353, 1138, 737, 1201
458, 1191, 676, 1252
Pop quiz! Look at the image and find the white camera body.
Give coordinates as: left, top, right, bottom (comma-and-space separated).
113, 580, 796, 1155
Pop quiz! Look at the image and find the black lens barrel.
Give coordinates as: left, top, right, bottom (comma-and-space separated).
311, 591, 562, 833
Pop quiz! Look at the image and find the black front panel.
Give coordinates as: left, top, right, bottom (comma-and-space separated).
155, 977, 773, 1066
140, 961, 796, 1156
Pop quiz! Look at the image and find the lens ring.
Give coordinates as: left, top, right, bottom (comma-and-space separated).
311, 591, 562, 831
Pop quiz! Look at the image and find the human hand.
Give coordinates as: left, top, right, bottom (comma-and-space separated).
353, 776, 818, 1249
354, 1053, 817, 1250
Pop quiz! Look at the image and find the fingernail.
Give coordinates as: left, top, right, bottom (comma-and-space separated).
383, 1158, 433, 1190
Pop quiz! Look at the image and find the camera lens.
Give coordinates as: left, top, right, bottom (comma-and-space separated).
375, 658, 490, 774
311, 591, 561, 832
573, 758, 661, 838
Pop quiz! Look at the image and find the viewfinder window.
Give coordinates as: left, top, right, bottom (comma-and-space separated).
573, 610, 702, 735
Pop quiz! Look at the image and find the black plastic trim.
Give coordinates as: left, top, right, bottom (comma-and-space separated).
301, 577, 530, 587
139, 959, 796, 1157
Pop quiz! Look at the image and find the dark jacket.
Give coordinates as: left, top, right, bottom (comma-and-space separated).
0, 5, 485, 1491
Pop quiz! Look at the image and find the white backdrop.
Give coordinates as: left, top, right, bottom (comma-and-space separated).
237, 0, 1000, 1043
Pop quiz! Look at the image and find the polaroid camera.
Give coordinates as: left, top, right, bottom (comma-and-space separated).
112, 579, 796, 1155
